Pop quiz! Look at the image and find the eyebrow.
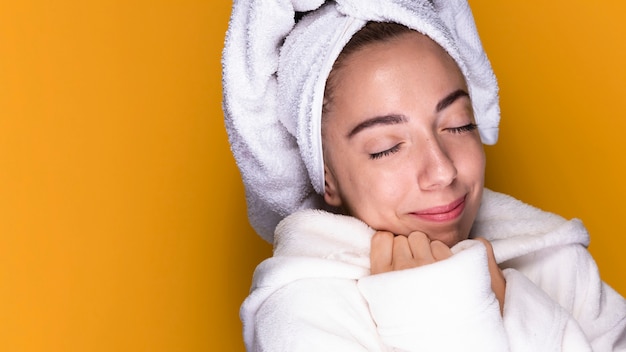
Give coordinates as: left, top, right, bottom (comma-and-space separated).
347, 114, 408, 138
346, 89, 471, 139
436, 89, 470, 113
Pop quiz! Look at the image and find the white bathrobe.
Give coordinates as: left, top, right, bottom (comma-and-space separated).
240, 189, 626, 351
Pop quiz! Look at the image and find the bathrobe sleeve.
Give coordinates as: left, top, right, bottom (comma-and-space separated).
243, 243, 511, 351
501, 243, 626, 352
241, 256, 390, 351
357, 240, 509, 351
246, 277, 388, 351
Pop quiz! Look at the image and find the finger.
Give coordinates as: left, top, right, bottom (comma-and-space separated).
475, 238, 506, 314
391, 235, 416, 270
430, 240, 452, 261
370, 231, 394, 275
475, 238, 501, 280
406, 231, 435, 265
475, 238, 496, 263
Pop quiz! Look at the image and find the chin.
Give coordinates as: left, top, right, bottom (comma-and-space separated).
428, 227, 471, 247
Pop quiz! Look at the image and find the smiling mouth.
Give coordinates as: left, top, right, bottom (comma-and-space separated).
412, 196, 466, 222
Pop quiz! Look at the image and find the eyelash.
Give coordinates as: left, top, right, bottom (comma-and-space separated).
369, 144, 401, 160
368, 124, 478, 160
447, 123, 478, 134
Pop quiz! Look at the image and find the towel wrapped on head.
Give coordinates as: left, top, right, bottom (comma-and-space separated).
222, 0, 500, 243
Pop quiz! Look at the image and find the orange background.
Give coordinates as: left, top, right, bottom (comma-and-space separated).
0, 1, 624, 350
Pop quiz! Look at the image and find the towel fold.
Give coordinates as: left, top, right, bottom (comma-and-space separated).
222, 0, 500, 242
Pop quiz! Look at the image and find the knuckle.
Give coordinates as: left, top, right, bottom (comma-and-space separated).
372, 231, 393, 242
408, 231, 428, 239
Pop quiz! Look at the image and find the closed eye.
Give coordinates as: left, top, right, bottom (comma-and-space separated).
369, 144, 401, 160
447, 123, 478, 134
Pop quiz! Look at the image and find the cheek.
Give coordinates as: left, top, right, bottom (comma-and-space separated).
354, 167, 411, 218
454, 142, 486, 181
339, 162, 402, 210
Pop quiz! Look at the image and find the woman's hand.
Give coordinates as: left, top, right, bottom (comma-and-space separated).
369, 231, 506, 314
475, 237, 506, 314
370, 230, 452, 274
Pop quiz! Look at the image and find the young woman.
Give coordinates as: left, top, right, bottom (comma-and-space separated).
222, 1, 626, 350
321, 22, 506, 308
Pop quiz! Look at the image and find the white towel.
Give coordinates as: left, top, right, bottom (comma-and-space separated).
222, 0, 500, 242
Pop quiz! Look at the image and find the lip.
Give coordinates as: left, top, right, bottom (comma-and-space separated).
411, 196, 466, 222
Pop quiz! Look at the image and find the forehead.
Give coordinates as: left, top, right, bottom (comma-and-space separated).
326, 31, 467, 114
342, 31, 461, 79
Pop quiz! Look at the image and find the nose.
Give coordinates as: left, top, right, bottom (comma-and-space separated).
416, 138, 457, 190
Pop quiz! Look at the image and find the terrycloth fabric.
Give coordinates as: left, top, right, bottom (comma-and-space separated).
241, 189, 626, 351
222, 0, 500, 242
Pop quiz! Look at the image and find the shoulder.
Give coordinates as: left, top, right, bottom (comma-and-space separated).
473, 189, 590, 263
243, 273, 381, 350
273, 209, 374, 262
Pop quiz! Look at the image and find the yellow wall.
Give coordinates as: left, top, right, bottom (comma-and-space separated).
0, 1, 623, 351
0, 1, 268, 350
470, 0, 626, 296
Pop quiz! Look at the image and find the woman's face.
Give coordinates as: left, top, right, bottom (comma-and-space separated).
322, 31, 485, 247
